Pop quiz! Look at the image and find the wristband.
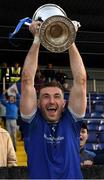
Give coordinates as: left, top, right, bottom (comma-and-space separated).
33, 36, 40, 44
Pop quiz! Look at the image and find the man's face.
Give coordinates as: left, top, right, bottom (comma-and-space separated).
80, 128, 88, 148
38, 87, 66, 122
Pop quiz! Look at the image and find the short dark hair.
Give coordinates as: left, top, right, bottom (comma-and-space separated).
39, 81, 64, 94
81, 122, 88, 132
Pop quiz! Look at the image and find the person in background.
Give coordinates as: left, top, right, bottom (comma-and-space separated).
0, 62, 10, 92
10, 62, 21, 83
0, 87, 20, 151
2, 62, 10, 83
80, 122, 96, 166
20, 20, 87, 179
43, 63, 55, 82
0, 125, 17, 167
55, 69, 68, 85
0, 100, 6, 128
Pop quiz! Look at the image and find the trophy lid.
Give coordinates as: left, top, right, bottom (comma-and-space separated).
32, 4, 67, 22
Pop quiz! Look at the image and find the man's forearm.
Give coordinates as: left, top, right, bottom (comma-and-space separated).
22, 41, 40, 84
69, 43, 86, 83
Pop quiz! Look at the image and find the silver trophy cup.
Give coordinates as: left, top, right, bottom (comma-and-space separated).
32, 4, 76, 53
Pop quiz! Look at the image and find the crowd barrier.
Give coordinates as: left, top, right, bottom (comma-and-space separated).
0, 165, 104, 179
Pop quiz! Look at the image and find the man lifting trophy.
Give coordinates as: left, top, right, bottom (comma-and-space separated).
20, 3, 87, 180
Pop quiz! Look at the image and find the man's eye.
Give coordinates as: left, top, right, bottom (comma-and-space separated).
43, 95, 49, 98
55, 95, 61, 99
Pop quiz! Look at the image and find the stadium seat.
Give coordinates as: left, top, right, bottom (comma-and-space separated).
97, 143, 104, 150
87, 123, 99, 131
85, 143, 94, 151
99, 124, 104, 131
85, 112, 91, 118
99, 133, 104, 143
86, 143, 99, 151
87, 120, 100, 124
91, 112, 102, 118
87, 131, 98, 143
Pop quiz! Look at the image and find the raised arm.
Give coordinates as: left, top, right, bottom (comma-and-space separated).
68, 42, 87, 117
20, 21, 41, 116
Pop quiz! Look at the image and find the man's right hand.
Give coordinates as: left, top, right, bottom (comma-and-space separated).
29, 21, 42, 37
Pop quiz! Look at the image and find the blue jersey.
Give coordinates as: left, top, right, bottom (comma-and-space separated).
22, 108, 83, 179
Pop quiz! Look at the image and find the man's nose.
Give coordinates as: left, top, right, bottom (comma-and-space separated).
49, 96, 55, 103
80, 133, 82, 137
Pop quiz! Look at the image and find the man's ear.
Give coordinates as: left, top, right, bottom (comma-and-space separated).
87, 133, 89, 140
63, 99, 66, 108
